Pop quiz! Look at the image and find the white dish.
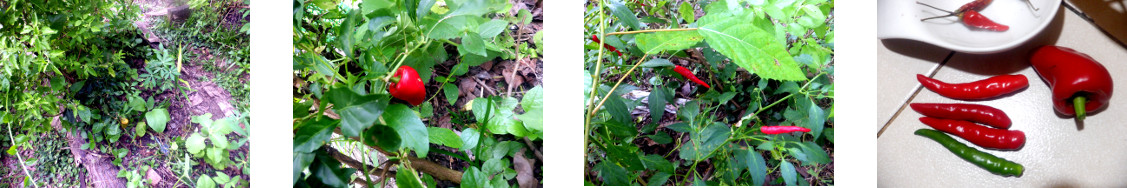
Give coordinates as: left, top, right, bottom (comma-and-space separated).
878, 0, 1062, 54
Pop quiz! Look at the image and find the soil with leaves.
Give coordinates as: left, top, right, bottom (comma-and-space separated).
0, 0, 251, 187
583, 0, 834, 186
293, 0, 544, 187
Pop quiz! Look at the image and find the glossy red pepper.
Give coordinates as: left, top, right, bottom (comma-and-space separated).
911, 103, 1011, 129
388, 65, 426, 106
760, 126, 811, 134
960, 10, 1009, 32
672, 65, 710, 89
957, 0, 993, 13
919, 117, 1025, 150
590, 35, 623, 57
1030, 46, 1113, 121
917, 74, 1028, 100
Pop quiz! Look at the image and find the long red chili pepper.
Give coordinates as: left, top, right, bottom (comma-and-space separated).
590, 35, 623, 57
910, 103, 1011, 129
917, 0, 991, 19
760, 126, 811, 134
919, 117, 1025, 150
388, 65, 426, 106
672, 65, 710, 89
960, 10, 1009, 31
917, 74, 1028, 100
1030, 46, 1114, 121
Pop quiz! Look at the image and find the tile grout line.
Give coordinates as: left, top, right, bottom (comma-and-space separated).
877, 51, 955, 138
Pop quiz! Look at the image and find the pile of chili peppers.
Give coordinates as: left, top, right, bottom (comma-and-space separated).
909, 45, 1115, 177
912, 74, 1028, 176
917, 0, 1009, 32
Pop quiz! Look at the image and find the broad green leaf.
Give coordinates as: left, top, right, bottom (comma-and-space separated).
739, 149, 768, 185
799, 142, 831, 165
780, 160, 797, 185
478, 19, 509, 38
460, 128, 481, 151
396, 165, 425, 188
679, 2, 696, 24
427, 127, 463, 148
214, 172, 231, 184
606, 0, 645, 31
293, 118, 338, 153
697, 11, 807, 81
311, 151, 356, 187
518, 86, 544, 135
595, 161, 629, 186
677, 100, 700, 123
416, 0, 437, 21
648, 87, 667, 122
801, 97, 826, 139
461, 167, 486, 188
606, 145, 644, 171
825, 127, 834, 143
648, 172, 671, 186
136, 122, 147, 137
210, 132, 229, 149
647, 132, 672, 144
678, 122, 731, 161
635, 30, 703, 54
293, 152, 314, 185
802, 5, 826, 27
186, 133, 205, 155
640, 154, 674, 173
312, 0, 341, 10
361, 124, 401, 151
196, 175, 215, 188
460, 32, 488, 57
324, 86, 389, 137
361, 0, 391, 14
427, 21, 460, 40
639, 58, 675, 68
666, 122, 691, 133
383, 104, 430, 157
443, 83, 459, 104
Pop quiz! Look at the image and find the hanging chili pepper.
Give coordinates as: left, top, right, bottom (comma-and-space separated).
915, 129, 1024, 177
672, 65, 710, 89
910, 103, 1011, 129
919, 117, 1025, 150
590, 35, 623, 57
388, 65, 426, 106
1030, 46, 1114, 121
760, 125, 811, 134
916, 74, 1028, 100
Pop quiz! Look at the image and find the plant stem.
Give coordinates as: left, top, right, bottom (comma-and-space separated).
5, 99, 39, 188
606, 28, 699, 36
583, 0, 611, 172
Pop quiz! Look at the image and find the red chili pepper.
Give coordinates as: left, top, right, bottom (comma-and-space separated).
760, 126, 811, 134
388, 65, 426, 106
672, 65, 710, 89
590, 35, 623, 57
1030, 46, 1114, 121
960, 10, 1009, 32
919, 117, 1025, 150
916, 74, 1028, 100
911, 103, 1011, 129
957, 0, 993, 13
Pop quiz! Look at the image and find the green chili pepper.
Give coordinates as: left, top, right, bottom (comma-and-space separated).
915, 129, 1024, 177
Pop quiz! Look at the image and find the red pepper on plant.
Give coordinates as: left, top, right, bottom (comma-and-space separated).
672, 65, 710, 89
388, 65, 426, 106
760, 126, 811, 134
1030, 46, 1114, 121
916, 74, 1028, 100
590, 35, 623, 57
919, 117, 1025, 150
910, 103, 1011, 129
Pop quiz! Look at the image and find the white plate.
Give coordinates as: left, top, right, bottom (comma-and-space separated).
878, 0, 1061, 54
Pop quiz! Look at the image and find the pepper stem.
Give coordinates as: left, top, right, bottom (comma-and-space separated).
1073, 96, 1087, 121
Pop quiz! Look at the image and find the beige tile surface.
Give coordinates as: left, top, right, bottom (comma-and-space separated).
874, 40, 950, 132
879, 7, 1127, 187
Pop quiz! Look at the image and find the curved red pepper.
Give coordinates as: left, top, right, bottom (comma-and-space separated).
917, 74, 1028, 100
1030, 46, 1113, 121
919, 117, 1025, 150
760, 126, 811, 134
590, 35, 623, 57
911, 103, 1011, 129
957, 0, 993, 13
672, 65, 710, 89
388, 65, 426, 106
961, 10, 1009, 32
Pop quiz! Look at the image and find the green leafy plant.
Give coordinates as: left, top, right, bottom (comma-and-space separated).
584, 0, 834, 186
140, 45, 182, 92
293, 0, 544, 187
185, 113, 247, 169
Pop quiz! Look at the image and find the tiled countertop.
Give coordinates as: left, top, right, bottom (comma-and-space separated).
877, 3, 1127, 187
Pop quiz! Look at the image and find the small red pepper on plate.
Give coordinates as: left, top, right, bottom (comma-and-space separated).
760, 125, 811, 134
389, 65, 426, 106
1030, 46, 1114, 121
960, 10, 1009, 32
910, 103, 1011, 129
917, 74, 1028, 100
590, 35, 623, 57
673, 65, 710, 89
919, 117, 1025, 150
